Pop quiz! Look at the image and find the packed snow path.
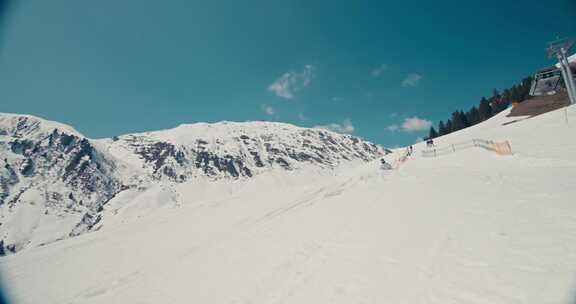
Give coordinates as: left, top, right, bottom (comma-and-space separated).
2, 106, 576, 303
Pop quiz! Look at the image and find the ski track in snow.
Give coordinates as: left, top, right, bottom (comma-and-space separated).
2, 106, 576, 303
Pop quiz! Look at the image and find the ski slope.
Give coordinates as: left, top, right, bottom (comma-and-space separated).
1, 105, 576, 304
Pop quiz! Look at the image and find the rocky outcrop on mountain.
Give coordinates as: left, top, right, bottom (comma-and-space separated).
106, 122, 388, 181
0, 115, 122, 254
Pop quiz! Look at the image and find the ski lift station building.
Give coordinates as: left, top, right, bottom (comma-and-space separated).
530, 54, 576, 97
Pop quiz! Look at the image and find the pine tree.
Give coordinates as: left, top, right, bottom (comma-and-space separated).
445, 119, 453, 134
492, 88, 500, 99
451, 111, 467, 131
510, 85, 519, 103
478, 97, 493, 121
461, 111, 470, 127
502, 88, 510, 103
429, 126, 438, 139
519, 76, 533, 101
438, 120, 446, 135
466, 106, 480, 126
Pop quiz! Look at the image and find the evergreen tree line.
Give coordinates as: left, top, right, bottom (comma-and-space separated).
428, 76, 533, 139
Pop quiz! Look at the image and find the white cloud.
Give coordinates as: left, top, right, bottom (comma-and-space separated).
267, 65, 315, 99
401, 73, 423, 87
314, 119, 355, 134
371, 64, 388, 77
401, 116, 432, 132
386, 116, 432, 133
261, 104, 275, 116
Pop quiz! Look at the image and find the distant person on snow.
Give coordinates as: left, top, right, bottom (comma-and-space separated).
426, 139, 434, 147
380, 158, 392, 170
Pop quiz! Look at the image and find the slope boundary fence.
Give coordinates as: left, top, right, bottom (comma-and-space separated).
421, 139, 512, 158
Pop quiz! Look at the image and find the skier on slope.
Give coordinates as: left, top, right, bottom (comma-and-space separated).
380, 158, 392, 170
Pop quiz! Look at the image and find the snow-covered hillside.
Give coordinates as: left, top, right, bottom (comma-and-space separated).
1, 105, 576, 304
0, 114, 387, 254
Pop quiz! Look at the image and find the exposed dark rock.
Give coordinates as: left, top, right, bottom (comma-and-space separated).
9, 139, 34, 155
0, 240, 16, 256
5, 243, 16, 254
0, 163, 19, 205
250, 151, 265, 167
20, 158, 34, 176
133, 141, 186, 175
275, 157, 290, 169
69, 212, 102, 237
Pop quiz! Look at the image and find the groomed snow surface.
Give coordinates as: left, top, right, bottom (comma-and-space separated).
2, 105, 576, 304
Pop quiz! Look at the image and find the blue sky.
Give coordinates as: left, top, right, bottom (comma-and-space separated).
0, 0, 575, 146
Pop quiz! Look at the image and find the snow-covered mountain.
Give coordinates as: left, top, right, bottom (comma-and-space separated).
103, 121, 387, 181
0, 113, 389, 254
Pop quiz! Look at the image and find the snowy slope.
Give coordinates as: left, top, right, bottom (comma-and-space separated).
1, 105, 575, 304
0, 114, 387, 254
